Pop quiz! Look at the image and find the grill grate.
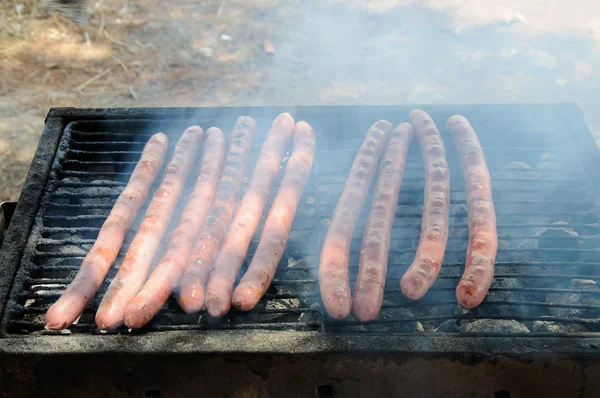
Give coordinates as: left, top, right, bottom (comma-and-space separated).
1, 105, 600, 345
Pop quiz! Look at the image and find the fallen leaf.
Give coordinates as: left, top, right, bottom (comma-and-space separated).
263, 40, 276, 54
169, 9, 185, 19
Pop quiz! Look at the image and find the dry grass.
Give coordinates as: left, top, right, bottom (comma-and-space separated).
0, 0, 286, 200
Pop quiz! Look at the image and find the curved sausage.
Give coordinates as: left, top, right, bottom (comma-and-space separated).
232, 121, 316, 311
123, 128, 226, 329
319, 120, 393, 320
45, 132, 169, 330
400, 110, 450, 300
205, 113, 295, 318
447, 115, 497, 308
178, 116, 256, 313
95, 126, 203, 329
352, 122, 414, 321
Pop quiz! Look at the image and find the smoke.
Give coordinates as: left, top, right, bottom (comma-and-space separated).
46, 1, 600, 331
197, 2, 598, 105
159, 1, 600, 329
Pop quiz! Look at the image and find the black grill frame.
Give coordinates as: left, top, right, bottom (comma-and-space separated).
1, 104, 600, 356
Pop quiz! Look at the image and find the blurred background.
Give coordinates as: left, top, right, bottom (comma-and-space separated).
1, 0, 599, 201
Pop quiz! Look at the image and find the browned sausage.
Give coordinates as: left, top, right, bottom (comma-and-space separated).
232, 121, 316, 311
447, 115, 497, 308
320, 120, 393, 320
123, 128, 226, 329
95, 127, 203, 329
352, 122, 415, 321
45, 133, 169, 330
400, 110, 450, 300
178, 116, 256, 313
205, 113, 295, 318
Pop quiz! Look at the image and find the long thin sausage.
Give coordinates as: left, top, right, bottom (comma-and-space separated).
400, 110, 450, 300
319, 120, 393, 320
178, 117, 256, 313
45, 133, 169, 330
232, 121, 316, 311
205, 113, 295, 318
95, 127, 203, 329
447, 115, 497, 308
123, 128, 226, 329
352, 123, 414, 321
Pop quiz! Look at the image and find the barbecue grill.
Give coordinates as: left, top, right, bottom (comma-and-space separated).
1, 105, 599, 397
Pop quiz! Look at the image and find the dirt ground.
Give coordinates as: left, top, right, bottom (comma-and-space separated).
1, 0, 293, 201
1, 0, 599, 202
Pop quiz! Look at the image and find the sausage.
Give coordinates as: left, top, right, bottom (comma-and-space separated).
351, 122, 415, 321
400, 110, 450, 300
232, 121, 316, 311
95, 127, 203, 329
123, 128, 226, 329
178, 116, 256, 313
447, 115, 497, 308
319, 120, 393, 320
205, 113, 295, 318
45, 133, 169, 330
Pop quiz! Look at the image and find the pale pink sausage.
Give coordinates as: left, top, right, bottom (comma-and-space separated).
447, 115, 497, 308
45, 133, 169, 330
232, 121, 316, 311
178, 117, 256, 314
205, 113, 294, 318
319, 120, 393, 320
400, 110, 451, 301
352, 122, 415, 321
95, 126, 202, 329
123, 128, 226, 329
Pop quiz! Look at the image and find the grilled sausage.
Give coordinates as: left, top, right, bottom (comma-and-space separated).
123, 128, 226, 329
400, 110, 450, 300
447, 115, 497, 308
232, 121, 316, 311
205, 113, 295, 317
45, 133, 169, 330
352, 122, 415, 321
178, 117, 256, 313
95, 127, 203, 329
320, 120, 393, 320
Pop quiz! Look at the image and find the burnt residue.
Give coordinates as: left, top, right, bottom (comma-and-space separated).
1, 105, 600, 356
